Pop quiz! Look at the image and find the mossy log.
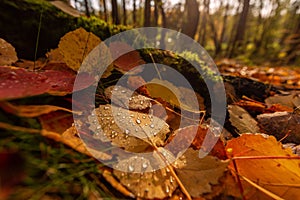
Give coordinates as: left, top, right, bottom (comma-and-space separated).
0, 0, 128, 59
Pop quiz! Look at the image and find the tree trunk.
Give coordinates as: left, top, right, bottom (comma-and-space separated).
102, 0, 108, 21
122, 0, 127, 25
83, 0, 90, 17
181, 0, 200, 39
133, 0, 137, 25
144, 0, 151, 27
111, 0, 120, 24
215, 1, 229, 56
154, 0, 159, 26
199, 0, 209, 45
229, 0, 250, 57
157, 0, 166, 49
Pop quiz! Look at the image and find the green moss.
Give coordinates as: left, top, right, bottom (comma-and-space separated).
0, 0, 130, 59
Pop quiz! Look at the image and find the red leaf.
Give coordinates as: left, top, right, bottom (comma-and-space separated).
109, 42, 145, 73
0, 66, 94, 100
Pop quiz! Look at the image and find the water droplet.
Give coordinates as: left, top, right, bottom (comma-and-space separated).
121, 90, 126, 93
150, 124, 155, 128
135, 128, 139, 132
129, 97, 132, 101
136, 118, 141, 124
142, 115, 146, 119
96, 125, 101, 130
165, 185, 170, 193
114, 87, 118, 91
104, 106, 109, 110
111, 120, 115, 124
125, 129, 130, 134
142, 162, 148, 169
140, 100, 144, 104
128, 164, 134, 172
91, 112, 95, 116
153, 132, 157, 136
130, 114, 134, 118
117, 112, 121, 116
170, 176, 174, 183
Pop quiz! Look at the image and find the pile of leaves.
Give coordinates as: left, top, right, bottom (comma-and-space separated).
1, 28, 300, 200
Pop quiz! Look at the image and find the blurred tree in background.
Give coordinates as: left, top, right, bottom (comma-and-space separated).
4, 0, 300, 65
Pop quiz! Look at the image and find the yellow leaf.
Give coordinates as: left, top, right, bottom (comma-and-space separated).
226, 134, 300, 199
58, 28, 113, 78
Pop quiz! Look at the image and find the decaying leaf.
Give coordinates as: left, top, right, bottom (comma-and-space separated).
265, 94, 296, 109
89, 105, 170, 152
226, 134, 300, 200
113, 150, 178, 199
168, 125, 227, 160
0, 38, 18, 66
104, 85, 152, 110
257, 112, 300, 143
228, 105, 260, 134
175, 148, 228, 198
109, 42, 145, 74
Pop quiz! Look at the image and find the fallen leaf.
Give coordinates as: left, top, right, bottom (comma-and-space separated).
0, 38, 18, 66
0, 66, 94, 100
265, 94, 295, 109
104, 85, 152, 110
146, 78, 203, 113
113, 149, 178, 199
58, 28, 100, 71
0, 101, 76, 117
226, 134, 300, 200
175, 148, 228, 198
39, 111, 74, 134
89, 105, 170, 152
109, 42, 145, 74
228, 105, 260, 134
167, 125, 227, 160
257, 112, 300, 143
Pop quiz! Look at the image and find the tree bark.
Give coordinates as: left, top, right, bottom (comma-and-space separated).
83, 0, 90, 17
122, 0, 127, 25
199, 0, 209, 45
144, 0, 151, 27
229, 0, 250, 57
181, 0, 200, 39
111, 0, 120, 24
133, 0, 137, 25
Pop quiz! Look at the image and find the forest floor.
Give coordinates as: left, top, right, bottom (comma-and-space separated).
1, 29, 300, 200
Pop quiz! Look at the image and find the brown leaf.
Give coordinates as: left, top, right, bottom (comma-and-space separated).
168, 125, 227, 160
228, 105, 260, 134
89, 105, 170, 152
104, 85, 152, 110
0, 38, 18, 66
109, 42, 145, 73
257, 112, 300, 143
113, 150, 178, 199
175, 148, 228, 198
